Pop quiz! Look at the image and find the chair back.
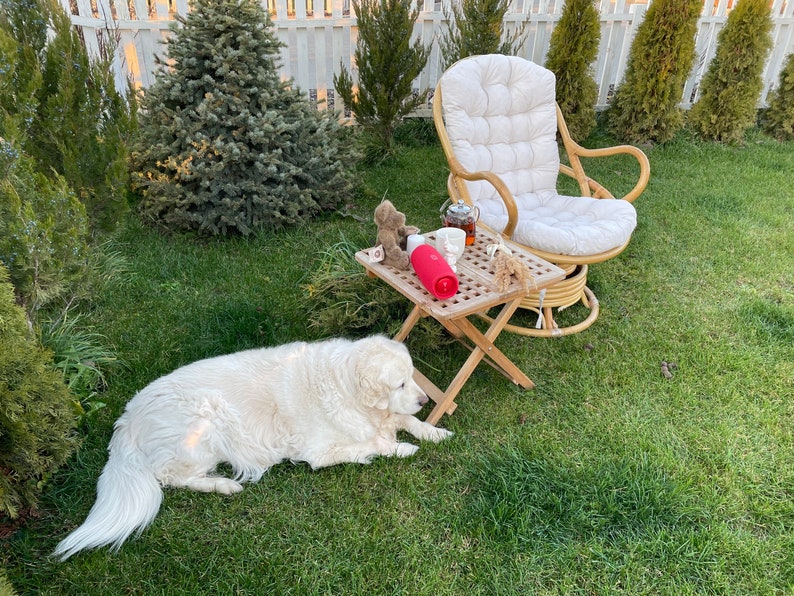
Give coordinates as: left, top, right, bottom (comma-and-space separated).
435, 54, 560, 205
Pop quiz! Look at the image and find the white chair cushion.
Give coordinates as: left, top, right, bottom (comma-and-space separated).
478, 192, 637, 256
440, 54, 637, 257
440, 55, 560, 202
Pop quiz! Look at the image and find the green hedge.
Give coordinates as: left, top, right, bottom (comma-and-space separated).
606, 0, 701, 144
762, 52, 794, 141
0, 264, 78, 519
688, 0, 773, 143
544, 0, 601, 142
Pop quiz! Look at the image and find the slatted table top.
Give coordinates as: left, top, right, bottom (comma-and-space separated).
355, 228, 566, 320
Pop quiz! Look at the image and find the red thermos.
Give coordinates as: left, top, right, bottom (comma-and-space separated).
410, 244, 458, 299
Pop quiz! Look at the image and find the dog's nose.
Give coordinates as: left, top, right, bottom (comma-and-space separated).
418, 394, 429, 407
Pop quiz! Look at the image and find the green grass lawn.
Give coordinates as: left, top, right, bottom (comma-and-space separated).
2, 130, 793, 594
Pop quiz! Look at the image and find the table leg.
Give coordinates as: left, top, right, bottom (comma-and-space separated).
425, 297, 533, 425
392, 305, 457, 416
393, 304, 423, 342
447, 300, 534, 389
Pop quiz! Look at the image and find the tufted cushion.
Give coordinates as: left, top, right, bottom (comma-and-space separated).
439, 54, 637, 256
477, 192, 637, 256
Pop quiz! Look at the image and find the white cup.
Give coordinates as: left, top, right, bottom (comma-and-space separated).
434, 227, 466, 270
406, 234, 425, 256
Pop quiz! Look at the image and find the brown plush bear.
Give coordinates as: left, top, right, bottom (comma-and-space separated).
373, 200, 420, 270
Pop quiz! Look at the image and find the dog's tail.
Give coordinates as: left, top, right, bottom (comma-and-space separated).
52, 427, 162, 561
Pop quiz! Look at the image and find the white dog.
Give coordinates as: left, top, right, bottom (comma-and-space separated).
53, 336, 452, 561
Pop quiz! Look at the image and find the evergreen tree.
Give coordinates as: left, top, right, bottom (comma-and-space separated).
0, 263, 79, 519
0, 0, 134, 233
0, 138, 90, 318
606, 0, 701, 144
132, 0, 354, 236
762, 52, 794, 141
0, 5, 39, 145
544, 0, 600, 141
439, 0, 525, 70
1, 16, 93, 320
334, 0, 430, 159
688, 0, 773, 144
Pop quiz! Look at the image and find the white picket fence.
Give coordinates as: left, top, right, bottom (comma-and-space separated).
64, 0, 794, 113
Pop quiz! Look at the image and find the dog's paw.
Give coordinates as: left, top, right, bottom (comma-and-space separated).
357, 453, 377, 465
213, 478, 243, 495
394, 442, 420, 458
184, 476, 243, 494
411, 420, 453, 443
426, 427, 454, 443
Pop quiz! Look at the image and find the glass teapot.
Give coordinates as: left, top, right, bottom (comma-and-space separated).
441, 199, 479, 246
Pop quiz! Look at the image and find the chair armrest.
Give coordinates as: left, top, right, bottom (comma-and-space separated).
558, 163, 613, 199
556, 104, 650, 203
567, 143, 650, 203
449, 169, 521, 238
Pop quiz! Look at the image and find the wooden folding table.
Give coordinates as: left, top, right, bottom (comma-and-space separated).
355, 228, 566, 425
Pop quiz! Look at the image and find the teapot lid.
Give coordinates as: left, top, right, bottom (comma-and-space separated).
447, 199, 471, 214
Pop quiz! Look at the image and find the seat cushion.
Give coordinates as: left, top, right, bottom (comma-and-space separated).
478, 191, 637, 256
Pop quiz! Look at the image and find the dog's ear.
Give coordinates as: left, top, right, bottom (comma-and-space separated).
358, 375, 391, 410
357, 363, 391, 410
353, 336, 413, 410
354, 345, 393, 410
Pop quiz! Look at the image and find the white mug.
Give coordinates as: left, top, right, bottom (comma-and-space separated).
406, 234, 425, 256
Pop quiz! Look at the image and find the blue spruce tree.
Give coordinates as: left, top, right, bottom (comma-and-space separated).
132, 0, 355, 236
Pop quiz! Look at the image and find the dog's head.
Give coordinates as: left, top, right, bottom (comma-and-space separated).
354, 336, 428, 414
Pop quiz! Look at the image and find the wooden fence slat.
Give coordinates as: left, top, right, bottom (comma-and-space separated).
59, 0, 794, 110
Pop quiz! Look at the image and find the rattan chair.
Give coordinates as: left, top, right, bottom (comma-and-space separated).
433, 54, 650, 337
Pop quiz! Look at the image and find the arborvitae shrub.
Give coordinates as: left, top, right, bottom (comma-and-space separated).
688, 0, 773, 143
334, 0, 430, 159
544, 0, 600, 141
0, 138, 90, 318
0, 0, 134, 233
439, 0, 525, 69
762, 52, 794, 141
132, 0, 354, 236
606, 0, 701, 144
0, 263, 79, 519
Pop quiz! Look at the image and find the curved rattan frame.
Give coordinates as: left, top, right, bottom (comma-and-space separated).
432, 66, 650, 337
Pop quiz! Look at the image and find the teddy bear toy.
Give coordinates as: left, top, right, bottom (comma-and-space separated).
487, 238, 535, 292
373, 199, 419, 270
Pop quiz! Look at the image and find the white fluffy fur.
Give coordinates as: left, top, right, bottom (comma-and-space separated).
53, 336, 452, 561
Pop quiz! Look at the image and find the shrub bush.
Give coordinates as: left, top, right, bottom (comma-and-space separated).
762, 52, 794, 141
544, 0, 600, 141
606, 0, 701, 144
438, 0, 525, 70
132, 0, 354, 236
0, 0, 134, 233
303, 236, 409, 337
688, 0, 773, 143
0, 138, 90, 319
334, 0, 430, 160
0, 263, 79, 519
